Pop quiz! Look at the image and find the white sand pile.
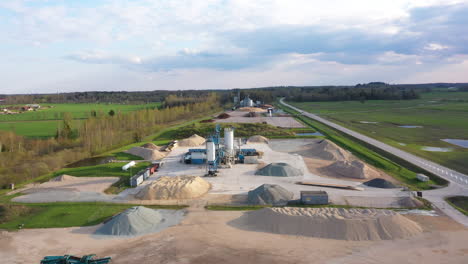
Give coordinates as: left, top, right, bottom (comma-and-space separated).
135, 176, 211, 200
233, 207, 423, 241
247, 135, 269, 144
95, 206, 185, 237
50, 175, 78, 182
126, 147, 166, 160
141, 142, 159, 150
238, 107, 265, 112
178, 134, 206, 147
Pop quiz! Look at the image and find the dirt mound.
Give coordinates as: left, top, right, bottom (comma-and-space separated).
364, 178, 398, 188
297, 140, 350, 161
320, 160, 373, 179
135, 176, 211, 200
247, 184, 293, 205
247, 135, 269, 144
238, 107, 265, 112
232, 207, 423, 241
95, 206, 185, 237
141, 143, 159, 150
178, 134, 206, 147
217, 113, 231, 119
255, 162, 303, 177
126, 147, 166, 160
51, 175, 78, 182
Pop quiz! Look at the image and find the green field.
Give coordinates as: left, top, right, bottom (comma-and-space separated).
0, 102, 161, 137
446, 196, 468, 216
0, 203, 186, 230
288, 92, 468, 175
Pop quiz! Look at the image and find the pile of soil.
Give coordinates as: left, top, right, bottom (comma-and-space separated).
255, 163, 303, 177
95, 206, 185, 237
217, 113, 231, 119
247, 184, 293, 205
364, 178, 398, 189
247, 135, 269, 144
297, 140, 350, 161
135, 176, 211, 200
178, 134, 206, 147
141, 143, 159, 150
238, 107, 265, 112
320, 160, 370, 179
245, 112, 258, 117
51, 175, 78, 182
200, 119, 215, 123
232, 207, 423, 241
126, 147, 166, 160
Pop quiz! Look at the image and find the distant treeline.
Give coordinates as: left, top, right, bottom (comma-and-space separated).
0, 94, 222, 188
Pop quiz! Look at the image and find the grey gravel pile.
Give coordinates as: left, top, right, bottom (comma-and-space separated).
364, 178, 398, 189
247, 184, 293, 205
95, 206, 185, 237
255, 162, 302, 177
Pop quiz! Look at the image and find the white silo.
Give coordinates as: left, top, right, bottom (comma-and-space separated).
247, 98, 254, 107
206, 140, 216, 163
224, 127, 234, 156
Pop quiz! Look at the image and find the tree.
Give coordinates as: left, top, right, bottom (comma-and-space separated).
108, 109, 115, 116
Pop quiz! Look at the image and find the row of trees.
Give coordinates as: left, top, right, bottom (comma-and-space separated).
0, 94, 222, 188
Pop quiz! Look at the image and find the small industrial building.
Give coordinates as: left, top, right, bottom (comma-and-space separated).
416, 174, 430, 182
300, 191, 329, 205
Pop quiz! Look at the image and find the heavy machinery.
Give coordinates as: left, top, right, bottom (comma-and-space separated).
40, 254, 111, 264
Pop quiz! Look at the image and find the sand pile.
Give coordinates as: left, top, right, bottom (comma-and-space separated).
141, 143, 159, 150
51, 175, 78, 182
247, 135, 269, 144
135, 176, 210, 200
247, 184, 293, 205
95, 206, 185, 237
238, 107, 265, 112
320, 160, 371, 179
233, 207, 423, 241
126, 147, 166, 160
298, 140, 350, 161
255, 163, 303, 177
364, 178, 398, 189
178, 134, 206, 147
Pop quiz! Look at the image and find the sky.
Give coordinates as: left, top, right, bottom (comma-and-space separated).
1, 0, 468, 94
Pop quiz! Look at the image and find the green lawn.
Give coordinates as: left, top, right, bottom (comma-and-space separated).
0, 203, 186, 230
446, 196, 468, 216
288, 92, 468, 175
0, 120, 82, 138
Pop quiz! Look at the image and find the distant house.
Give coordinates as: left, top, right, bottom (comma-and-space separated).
26, 104, 41, 109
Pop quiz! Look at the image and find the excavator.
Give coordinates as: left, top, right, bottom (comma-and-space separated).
40, 254, 111, 264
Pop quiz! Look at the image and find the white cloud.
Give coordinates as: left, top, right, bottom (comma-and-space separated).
425, 43, 450, 51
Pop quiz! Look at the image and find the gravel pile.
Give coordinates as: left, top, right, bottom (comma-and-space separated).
95, 206, 185, 237
178, 134, 206, 147
247, 184, 293, 205
364, 178, 398, 189
135, 176, 211, 200
141, 143, 159, 150
126, 147, 166, 160
247, 135, 269, 144
255, 162, 302, 177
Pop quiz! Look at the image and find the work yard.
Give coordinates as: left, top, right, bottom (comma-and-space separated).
289, 92, 468, 175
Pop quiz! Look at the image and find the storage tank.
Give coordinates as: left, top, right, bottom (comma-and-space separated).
224, 127, 234, 156
206, 140, 216, 162
247, 98, 254, 107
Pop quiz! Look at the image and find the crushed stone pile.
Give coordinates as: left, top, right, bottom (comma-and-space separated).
51, 175, 78, 182
141, 142, 159, 150
95, 206, 185, 237
126, 147, 166, 160
247, 184, 293, 205
238, 107, 265, 112
247, 135, 269, 144
364, 178, 398, 189
217, 113, 231, 119
320, 160, 370, 179
255, 162, 303, 177
178, 134, 206, 147
232, 207, 423, 241
135, 176, 210, 200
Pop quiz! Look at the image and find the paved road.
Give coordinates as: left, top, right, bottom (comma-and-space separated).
280, 98, 468, 226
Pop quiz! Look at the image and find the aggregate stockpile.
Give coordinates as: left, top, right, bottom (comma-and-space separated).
256, 163, 303, 177
297, 140, 382, 179
364, 178, 398, 189
178, 134, 206, 147
247, 135, 269, 144
95, 206, 184, 237
238, 107, 265, 112
126, 146, 166, 160
136, 176, 211, 200
247, 184, 293, 205
234, 207, 423, 241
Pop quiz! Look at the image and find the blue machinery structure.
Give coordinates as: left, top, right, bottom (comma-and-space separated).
207, 124, 222, 176
40, 255, 111, 264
